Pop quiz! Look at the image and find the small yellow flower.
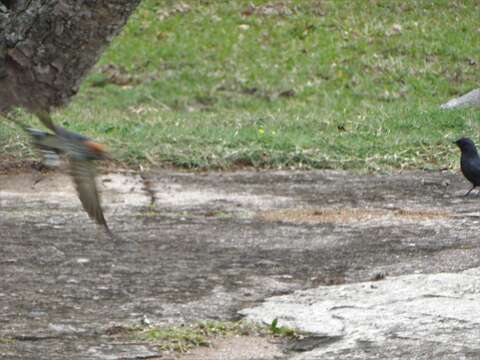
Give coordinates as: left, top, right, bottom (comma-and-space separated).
258, 128, 265, 136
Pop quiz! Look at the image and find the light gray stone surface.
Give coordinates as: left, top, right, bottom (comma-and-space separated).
440, 88, 480, 109
2, 169, 480, 359
242, 268, 480, 359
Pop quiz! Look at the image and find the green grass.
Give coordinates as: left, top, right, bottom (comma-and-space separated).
109, 319, 300, 353
0, 338, 15, 344
1, 0, 479, 171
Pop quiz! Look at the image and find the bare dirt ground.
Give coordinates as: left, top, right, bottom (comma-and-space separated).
1, 169, 480, 359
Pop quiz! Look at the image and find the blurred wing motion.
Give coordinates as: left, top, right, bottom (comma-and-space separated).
26, 128, 59, 148
25, 128, 62, 167
4, 113, 115, 237
70, 158, 112, 235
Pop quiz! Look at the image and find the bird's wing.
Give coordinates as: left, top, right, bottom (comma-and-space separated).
36, 111, 56, 132
462, 156, 480, 185
69, 158, 110, 230
26, 129, 63, 152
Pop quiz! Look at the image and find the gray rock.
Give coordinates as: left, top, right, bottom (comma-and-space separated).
440, 88, 480, 109
86, 344, 160, 360
241, 268, 480, 359
3, 170, 480, 359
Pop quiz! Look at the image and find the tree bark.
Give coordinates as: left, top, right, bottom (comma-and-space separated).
0, 0, 141, 115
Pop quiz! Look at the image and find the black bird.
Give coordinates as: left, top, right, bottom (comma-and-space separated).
455, 137, 480, 196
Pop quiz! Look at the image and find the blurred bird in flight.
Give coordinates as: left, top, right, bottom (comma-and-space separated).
6, 112, 113, 237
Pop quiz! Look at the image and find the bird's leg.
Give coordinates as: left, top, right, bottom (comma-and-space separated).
139, 169, 156, 208
32, 168, 45, 187
464, 185, 475, 196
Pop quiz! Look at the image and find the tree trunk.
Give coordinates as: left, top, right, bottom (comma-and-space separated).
0, 0, 141, 115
